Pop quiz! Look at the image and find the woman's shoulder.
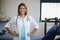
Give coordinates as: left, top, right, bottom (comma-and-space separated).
28, 15, 34, 20
11, 16, 17, 20
27, 15, 32, 18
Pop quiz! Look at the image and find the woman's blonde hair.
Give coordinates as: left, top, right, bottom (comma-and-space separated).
18, 3, 27, 16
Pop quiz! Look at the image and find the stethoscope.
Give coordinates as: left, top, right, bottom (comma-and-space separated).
16, 15, 30, 27
15, 15, 30, 33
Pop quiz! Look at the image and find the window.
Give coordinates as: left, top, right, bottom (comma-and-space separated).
40, 0, 60, 20
40, 0, 60, 35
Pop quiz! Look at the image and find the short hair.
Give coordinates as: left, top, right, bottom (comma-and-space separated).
18, 3, 27, 16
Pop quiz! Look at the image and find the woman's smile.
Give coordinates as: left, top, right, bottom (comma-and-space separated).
20, 6, 26, 15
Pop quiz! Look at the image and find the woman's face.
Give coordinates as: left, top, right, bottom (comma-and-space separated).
20, 6, 26, 16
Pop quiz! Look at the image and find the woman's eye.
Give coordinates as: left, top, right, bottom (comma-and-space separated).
20, 8, 25, 10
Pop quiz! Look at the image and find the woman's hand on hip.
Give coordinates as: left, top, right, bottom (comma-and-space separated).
12, 32, 19, 37
6, 27, 19, 37
27, 32, 32, 36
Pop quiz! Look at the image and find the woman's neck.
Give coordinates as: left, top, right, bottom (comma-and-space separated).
20, 15, 25, 21
20, 15, 25, 17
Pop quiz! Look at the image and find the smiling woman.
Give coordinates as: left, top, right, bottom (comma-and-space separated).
5, 3, 39, 40
18, 3, 27, 16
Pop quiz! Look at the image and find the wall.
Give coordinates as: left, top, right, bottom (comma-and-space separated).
0, 0, 2, 15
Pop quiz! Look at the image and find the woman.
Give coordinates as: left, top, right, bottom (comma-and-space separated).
5, 3, 39, 40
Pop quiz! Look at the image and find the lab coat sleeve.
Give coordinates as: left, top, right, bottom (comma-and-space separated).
29, 16, 39, 29
5, 17, 16, 28
5, 16, 19, 33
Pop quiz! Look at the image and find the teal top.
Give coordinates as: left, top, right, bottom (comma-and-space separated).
20, 21, 26, 40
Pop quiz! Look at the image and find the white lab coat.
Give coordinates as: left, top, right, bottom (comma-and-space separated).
5, 15, 39, 40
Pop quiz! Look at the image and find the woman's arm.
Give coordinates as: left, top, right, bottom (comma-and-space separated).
27, 16, 39, 36
30, 28, 37, 34
6, 27, 19, 37
27, 28, 37, 36
5, 16, 19, 37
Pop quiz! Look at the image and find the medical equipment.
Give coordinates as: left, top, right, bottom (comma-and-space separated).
14, 15, 30, 33
16, 15, 30, 27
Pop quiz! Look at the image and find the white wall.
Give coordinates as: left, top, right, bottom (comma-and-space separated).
0, 2, 1, 15
0, 2, 1, 14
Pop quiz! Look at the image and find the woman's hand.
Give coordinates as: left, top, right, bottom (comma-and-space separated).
6, 27, 19, 37
27, 32, 32, 36
12, 32, 19, 37
27, 28, 37, 36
